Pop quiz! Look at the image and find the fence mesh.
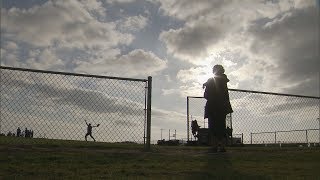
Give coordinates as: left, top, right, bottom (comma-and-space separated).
187, 90, 320, 145
0, 67, 149, 145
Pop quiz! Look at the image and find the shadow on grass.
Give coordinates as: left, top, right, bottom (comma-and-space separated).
187, 152, 270, 180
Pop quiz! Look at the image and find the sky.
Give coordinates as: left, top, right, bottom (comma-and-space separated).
1, 0, 319, 142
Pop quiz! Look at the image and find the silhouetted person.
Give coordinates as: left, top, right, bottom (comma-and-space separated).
85, 120, 99, 142
203, 65, 233, 152
17, 127, 21, 137
24, 128, 28, 138
7, 131, 12, 136
191, 120, 200, 138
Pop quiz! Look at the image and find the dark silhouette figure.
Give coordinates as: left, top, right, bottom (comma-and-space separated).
17, 127, 21, 137
85, 120, 99, 142
191, 120, 200, 139
24, 128, 28, 138
203, 65, 233, 152
7, 131, 13, 136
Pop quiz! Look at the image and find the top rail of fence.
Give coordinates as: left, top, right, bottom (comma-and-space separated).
251, 128, 319, 135
0, 66, 148, 82
188, 88, 320, 99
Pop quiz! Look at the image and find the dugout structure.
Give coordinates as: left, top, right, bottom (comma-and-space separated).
187, 96, 233, 145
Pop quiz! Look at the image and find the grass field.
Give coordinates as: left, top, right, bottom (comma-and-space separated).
1, 137, 320, 179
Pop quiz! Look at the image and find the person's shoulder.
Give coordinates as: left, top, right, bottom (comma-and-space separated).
206, 77, 214, 83
217, 74, 229, 82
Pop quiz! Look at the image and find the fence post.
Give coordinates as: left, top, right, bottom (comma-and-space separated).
241, 133, 244, 144
146, 76, 152, 151
250, 133, 252, 144
318, 118, 320, 144
275, 131, 277, 144
230, 113, 233, 146
187, 97, 190, 142
305, 130, 308, 144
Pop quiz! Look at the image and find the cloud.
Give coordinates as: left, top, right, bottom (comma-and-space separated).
248, 5, 319, 96
0, 0, 161, 78
157, 0, 276, 63
117, 15, 148, 32
75, 49, 167, 77
159, 20, 228, 62
25, 48, 66, 70
1, 0, 133, 48
79, 0, 107, 18
158, 0, 231, 21
158, 0, 319, 96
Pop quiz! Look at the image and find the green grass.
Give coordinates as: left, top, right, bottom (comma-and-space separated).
1, 137, 319, 179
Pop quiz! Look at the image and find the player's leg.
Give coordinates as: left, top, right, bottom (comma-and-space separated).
85, 133, 89, 141
208, 116, 218, 152
90, 134, 96, 142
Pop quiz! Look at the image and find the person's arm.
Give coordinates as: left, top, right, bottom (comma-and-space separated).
85, 120, 88, 126
203, 81, 208, 89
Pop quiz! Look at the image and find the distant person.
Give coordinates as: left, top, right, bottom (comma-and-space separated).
85, 120, 99, 142
203, 65, 233, 152
17, 127, 21, 137
24, 128, 28, 138
7, 131, 12, 136
191, 120, 200, 138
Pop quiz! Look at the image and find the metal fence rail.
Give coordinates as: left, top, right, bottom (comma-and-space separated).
250, 128, 319, 144
0, 66, 152, 149
187, 89, 320, 145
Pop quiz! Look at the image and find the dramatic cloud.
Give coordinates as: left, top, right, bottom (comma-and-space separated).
75, 49, 167, 77
159, 20, 228, 62
159, 0, 318, 96
247, 5, 319, 96
1, 0, 133, 48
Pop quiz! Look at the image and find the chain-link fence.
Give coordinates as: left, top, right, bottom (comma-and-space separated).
0, 66, 152, 149
187, 89, 320, 145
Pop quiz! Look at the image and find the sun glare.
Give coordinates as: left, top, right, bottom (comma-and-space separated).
195, 57, 214, 84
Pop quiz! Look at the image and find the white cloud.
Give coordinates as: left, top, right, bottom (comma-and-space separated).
75, 49, 167, 77
158, 0, 231, 21
80, 0, 107, 18
117, 15, 148, 32
25, 49, 65, 70
1, 0, 133, 48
